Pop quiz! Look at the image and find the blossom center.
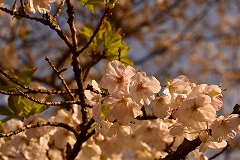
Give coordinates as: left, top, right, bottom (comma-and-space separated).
120, 97, 129, 106
137, 81, 146, 92
116, 75, 124, 84
221, 120, 229, 128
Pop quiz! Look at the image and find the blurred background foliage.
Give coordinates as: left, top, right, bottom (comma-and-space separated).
1, 1, 240, 158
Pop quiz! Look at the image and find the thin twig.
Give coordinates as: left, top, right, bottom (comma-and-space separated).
53, 0, 66, 20
0, 6, 72, 49
0, 121, 78, 138
70, 7, 110, 125
0, 89, 79, 96
20, 0, 26, 15
75, 7, 110, 56
0, 68, 27, 89
15, 88, 92, 107
45, 57, 75, 100
209, 144, 230, 160
66, 0, 77, 51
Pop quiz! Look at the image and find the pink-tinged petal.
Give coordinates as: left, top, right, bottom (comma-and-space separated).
144, 76, 161, 93
124, 66, 136, 78
198, 104, 216, 121
92, 104, 102, 120
106, 60, 125, 76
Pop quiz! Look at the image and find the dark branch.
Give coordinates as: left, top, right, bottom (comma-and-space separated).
0, 121, 78, 138
15, 88, 92, 108
45, 57, 75, 100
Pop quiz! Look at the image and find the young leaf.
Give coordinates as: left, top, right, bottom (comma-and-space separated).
77, 0, 104, 13
0, 106, 13, 116
79, 20, 132, 65
20, 67, 37, 85
8, 95, 20, 114
0, 115, 16, 123
0, 85, 17, 91
105, 0, 118, 9
29, 103, 47, 115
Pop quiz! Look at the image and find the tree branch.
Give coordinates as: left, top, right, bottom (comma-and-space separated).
15, 88, 92, 108
162, 138, 202, 160
0, 121, 78, 138
53, 0, 66, 20
45, 57, 75, 100
0, 6, 72, 49
66, 0, 77, 51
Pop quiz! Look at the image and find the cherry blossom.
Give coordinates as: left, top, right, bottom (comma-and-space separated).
105, 91, 142, 121
79, 143, 101, 159
188, 84, 223, 111
85, 80, 103, 120
100, 60, 136, 94
52, 128, 76, 149
25, 0, 56, 14
0, 59, 239, 160
175, 95, 216, 130
129, 72, 161, 105
152, 96, 172, 119
210, 114, 240, 142
163, 75, 192, 96
24, 114, 49, 140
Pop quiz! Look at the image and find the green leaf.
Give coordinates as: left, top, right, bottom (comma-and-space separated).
0, 85, 17, 91
0, 115, 16, 123
12, 6, 24, 21
0, 122, 5, 133
84, 0, 104, 5
0, 106, 13, 116
100, 104, 109, 118
20, 67, 37, 85
105, 0, 118, 9
29, 103, 47, 115
8, 95, 20, 114
79, 20, 133, 65
6, 69, 19, 80
77, 0, 104, 13
119, 57, 134, 67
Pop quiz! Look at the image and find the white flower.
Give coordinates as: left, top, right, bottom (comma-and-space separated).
100, 60, 136, 94
24, 114, 49, 140
210, 114, 240, 142
54, 109, 74, 125
152, 96, 172, 119
163, 75, 192, 96
52, 128, 76, 149
25, 0, 56, 14
169, 123, 199, 141
72, 104, 82, 125
129, 72, 161, 105
175, 95, 216, 130
48, 149, 63, 160
85, 80, 103, 120
95, 120, 112, 137
107, 122, 132, 138
81, 143, 101, 159
188, 84, 223, 111
23, 140, 47, 160
6, 119, 23, 132
105, 91, 142, 121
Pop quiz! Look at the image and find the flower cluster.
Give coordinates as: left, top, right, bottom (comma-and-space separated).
0, 60, 240, 160
99, 60, 161, 122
